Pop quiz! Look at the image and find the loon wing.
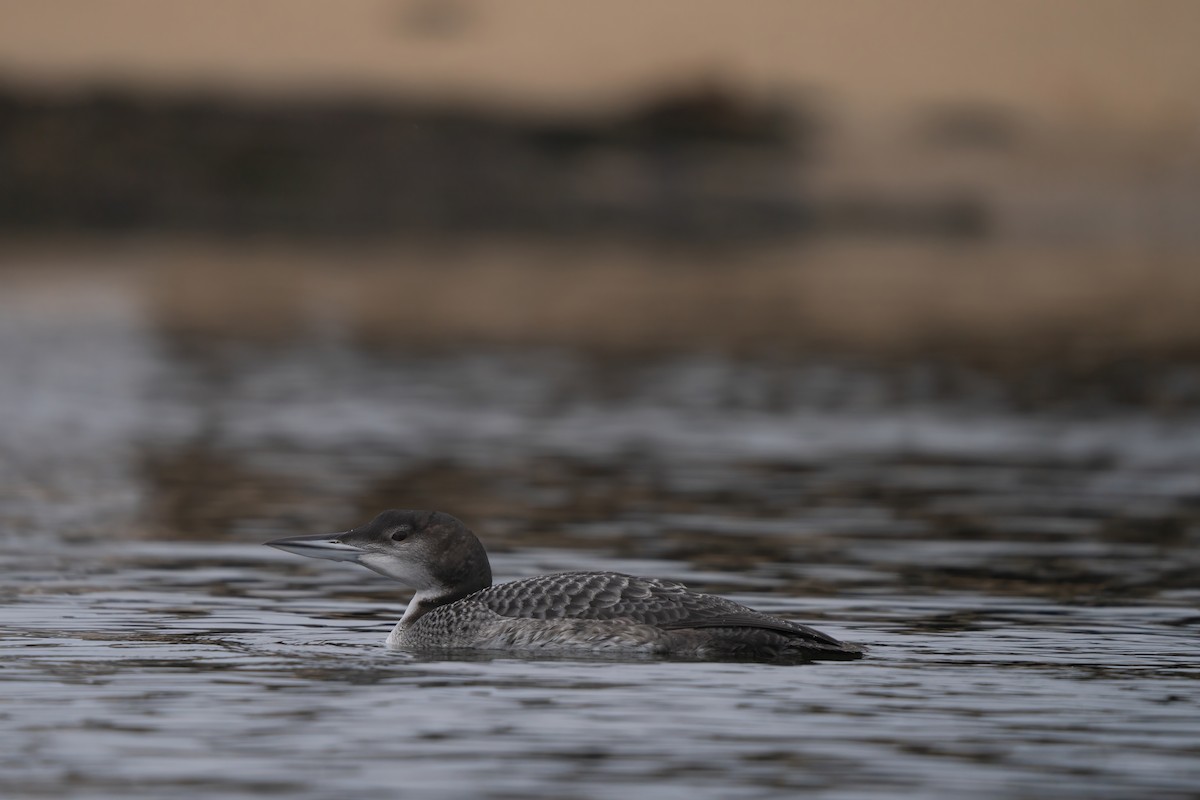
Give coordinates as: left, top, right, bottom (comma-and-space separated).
470, 571, 842, 646
655, 612, 842, 644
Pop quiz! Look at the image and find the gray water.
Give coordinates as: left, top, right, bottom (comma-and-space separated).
2, 275, 1199, 799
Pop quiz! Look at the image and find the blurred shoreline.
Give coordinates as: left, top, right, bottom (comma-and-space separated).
4, 78, 1198, 245
3, 77, 1198, 386
0, 82, 992, 242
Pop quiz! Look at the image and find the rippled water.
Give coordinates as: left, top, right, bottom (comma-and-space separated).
2, 274, 1199, 799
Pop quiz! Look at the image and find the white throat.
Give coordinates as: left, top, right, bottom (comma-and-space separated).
387, 586, 452, 648
397, 586, 449, 629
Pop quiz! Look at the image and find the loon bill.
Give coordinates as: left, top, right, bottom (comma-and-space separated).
265, 509, 864, 663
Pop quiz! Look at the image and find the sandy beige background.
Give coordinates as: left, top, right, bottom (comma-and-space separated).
1, 0, 1197, 124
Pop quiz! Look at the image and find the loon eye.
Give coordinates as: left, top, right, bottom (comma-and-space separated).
391, 528, 409, 542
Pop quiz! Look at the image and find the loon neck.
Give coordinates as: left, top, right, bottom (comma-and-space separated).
398, 582, 485, 628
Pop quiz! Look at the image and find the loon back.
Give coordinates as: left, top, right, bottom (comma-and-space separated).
465, 570, 846, 645
265, 509, 863, 662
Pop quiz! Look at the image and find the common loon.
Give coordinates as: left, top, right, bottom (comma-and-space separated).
265, 509, 863, 662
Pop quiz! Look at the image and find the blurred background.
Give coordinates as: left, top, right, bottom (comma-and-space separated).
3, 0, 1200, 564
5, 0, 1200, 550
4, 4, 1200, 799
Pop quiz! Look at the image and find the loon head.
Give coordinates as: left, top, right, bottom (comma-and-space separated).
265, 510, 494, 602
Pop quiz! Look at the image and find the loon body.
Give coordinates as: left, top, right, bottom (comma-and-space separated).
265, 510, 863, 663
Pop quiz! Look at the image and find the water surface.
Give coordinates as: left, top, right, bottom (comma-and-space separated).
2, 273, 1198, 799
